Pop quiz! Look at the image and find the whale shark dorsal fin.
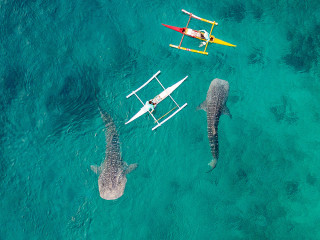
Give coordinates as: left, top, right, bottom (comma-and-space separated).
90, 165, 102, 174
123, 162, 138, 175
197, 100, 207, 112
222, 105, 232, 118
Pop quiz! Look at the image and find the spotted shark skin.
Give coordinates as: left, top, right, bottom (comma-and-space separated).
92, 107, 137, 200
199, 79, 231, 172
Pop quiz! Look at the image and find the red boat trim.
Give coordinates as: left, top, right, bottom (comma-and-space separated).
162, 24, 185, 34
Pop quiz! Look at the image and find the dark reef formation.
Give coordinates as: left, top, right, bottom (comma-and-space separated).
248, 47, 265, 66
283, 25, 320, 72
270, 96, 298, 124
221, 2, 246, 23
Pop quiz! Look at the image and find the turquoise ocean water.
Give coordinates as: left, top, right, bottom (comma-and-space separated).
1, 0, 320, 239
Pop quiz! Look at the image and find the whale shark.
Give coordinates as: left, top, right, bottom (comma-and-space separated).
91, 106, 137, 200
198, 78, 231, 172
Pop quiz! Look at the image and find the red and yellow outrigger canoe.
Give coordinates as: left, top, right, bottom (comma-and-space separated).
162, 9, 236, 55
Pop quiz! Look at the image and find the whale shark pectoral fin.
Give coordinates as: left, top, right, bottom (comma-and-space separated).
123, 163, 138, 175
90, 165, 102, 175
197, 100, 207, 112
222, 105, 232, 118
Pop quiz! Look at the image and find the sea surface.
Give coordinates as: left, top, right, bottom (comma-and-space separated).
1, 0, 320, 239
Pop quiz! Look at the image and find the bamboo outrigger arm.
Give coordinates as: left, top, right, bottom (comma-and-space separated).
170, 44, 209, 55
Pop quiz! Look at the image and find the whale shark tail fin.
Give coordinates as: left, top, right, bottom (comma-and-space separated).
206, 159, 217, 173
197, 100, 207, 112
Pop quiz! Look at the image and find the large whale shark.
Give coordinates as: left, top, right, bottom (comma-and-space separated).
198, 78, 231, 172
91, 106, 137, 200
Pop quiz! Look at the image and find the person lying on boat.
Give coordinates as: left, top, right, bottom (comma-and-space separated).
199, 30, 210, 47
146, 100, 156, 113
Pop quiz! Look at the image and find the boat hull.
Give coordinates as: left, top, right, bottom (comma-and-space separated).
162, 23, 236, 47
126, 77, 187, 124
125, 105, 149, 125
162, 24, 185, 34
212, 38, 236, 47
152, 78, 185, 104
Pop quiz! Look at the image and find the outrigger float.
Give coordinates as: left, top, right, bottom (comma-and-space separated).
126, 71, 188, 131
162, 9, 236, 55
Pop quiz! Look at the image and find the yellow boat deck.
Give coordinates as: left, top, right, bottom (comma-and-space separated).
185, 28, 236, 47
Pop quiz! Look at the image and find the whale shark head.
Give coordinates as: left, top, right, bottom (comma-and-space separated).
209, 78, 229, 92
98, 173, 127, 200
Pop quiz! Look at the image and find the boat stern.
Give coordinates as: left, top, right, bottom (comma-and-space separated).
162, 24, 185, 34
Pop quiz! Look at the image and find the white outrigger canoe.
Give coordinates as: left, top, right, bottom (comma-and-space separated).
125, 71, 188, 131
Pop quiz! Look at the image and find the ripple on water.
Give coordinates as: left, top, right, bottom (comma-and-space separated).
45, 65, 99, 137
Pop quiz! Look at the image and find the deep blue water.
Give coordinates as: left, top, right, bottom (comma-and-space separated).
1, 0, 320, 239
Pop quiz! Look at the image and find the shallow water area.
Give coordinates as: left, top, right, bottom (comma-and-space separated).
1, 0, 320, 239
